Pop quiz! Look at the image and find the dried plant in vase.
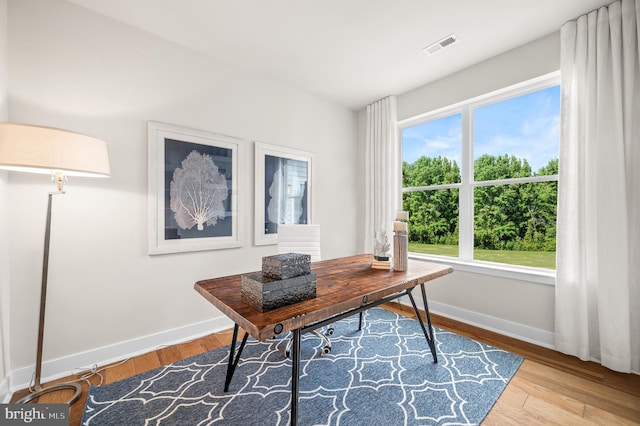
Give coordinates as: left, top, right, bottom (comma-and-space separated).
374, 228, 391, 261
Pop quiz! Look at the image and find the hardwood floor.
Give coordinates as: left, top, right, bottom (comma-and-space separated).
11, 303, 640, 425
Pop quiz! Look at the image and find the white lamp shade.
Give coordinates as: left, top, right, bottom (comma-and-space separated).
0, 122, 110, 177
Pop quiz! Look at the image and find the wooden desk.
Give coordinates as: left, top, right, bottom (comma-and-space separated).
194, 254, 452, 425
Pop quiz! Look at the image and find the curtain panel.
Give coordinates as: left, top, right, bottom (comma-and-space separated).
364, 96, 400, 253
555, 0, 640, 373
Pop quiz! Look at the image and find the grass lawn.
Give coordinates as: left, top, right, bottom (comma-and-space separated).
408, 242, 556, 270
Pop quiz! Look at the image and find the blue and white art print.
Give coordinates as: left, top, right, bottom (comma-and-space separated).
148, 121, 242, 255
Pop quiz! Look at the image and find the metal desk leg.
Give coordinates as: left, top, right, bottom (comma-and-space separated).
420, 283, 438, 362
290, 328, 301, 426
407, 287, 438, 363
224, 323, 249, 392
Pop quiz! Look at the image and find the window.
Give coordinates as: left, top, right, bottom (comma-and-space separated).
400, 76, 559, 274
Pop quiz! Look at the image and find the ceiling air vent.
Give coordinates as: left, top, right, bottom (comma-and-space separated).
422, 33, 458, 55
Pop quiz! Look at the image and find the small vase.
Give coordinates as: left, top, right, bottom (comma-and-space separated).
393, 232, 408, 271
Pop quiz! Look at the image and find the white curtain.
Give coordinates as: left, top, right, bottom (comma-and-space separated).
364, 96, 400, 253
555, 0, 640, 373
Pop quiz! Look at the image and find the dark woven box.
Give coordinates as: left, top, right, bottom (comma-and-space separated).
262, 253, 311, 280
241, 271, 317, 312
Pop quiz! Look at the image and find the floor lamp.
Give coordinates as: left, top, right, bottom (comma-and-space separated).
0, 122, 110, 404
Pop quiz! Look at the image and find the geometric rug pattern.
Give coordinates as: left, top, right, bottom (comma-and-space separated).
82, 307, 523, 425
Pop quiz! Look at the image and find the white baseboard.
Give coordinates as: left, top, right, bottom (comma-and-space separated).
395, 295, 555, 349
7, 300, 556, 394
9, 315, 233, 393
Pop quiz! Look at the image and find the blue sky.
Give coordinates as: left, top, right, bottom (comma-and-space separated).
402, 85, 560, 173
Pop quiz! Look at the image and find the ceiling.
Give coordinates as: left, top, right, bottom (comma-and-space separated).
66, 0, 609, 111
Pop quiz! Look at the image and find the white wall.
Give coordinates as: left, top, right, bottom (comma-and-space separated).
397, 31, 561, 121
393, 32, 561, 346
0, 0, 10, 402
6, 0, 358, 384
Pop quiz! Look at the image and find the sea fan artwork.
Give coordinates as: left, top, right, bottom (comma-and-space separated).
266, 156, 307, 227
267, 170, 304, 225
170, 150, 228, 231
267, 169, 286, 224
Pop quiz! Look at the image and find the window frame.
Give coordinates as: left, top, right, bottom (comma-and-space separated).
398, 72, 560, 285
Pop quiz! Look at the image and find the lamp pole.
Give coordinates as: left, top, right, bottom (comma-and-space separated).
18, 188, 82, 404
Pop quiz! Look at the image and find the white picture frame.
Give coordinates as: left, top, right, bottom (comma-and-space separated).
254, 142, 314, 246
148, 121, 243, 255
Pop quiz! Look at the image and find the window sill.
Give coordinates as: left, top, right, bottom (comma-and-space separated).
408, 253, 556, 285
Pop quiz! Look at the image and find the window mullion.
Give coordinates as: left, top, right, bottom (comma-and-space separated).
458, 106, 473, 261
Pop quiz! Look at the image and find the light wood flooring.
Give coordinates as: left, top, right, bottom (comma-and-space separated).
11, 302, 640, 425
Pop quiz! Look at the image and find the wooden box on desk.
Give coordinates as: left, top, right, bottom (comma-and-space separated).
240, 271, 317, 312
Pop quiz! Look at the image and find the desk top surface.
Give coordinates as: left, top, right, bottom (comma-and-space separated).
194, 254, 452, 340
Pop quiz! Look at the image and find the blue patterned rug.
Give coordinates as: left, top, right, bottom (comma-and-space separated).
82, 308, 522, 425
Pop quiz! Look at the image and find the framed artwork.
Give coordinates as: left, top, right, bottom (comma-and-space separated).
254, 142, 314, 246
148, 121, 242, 255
